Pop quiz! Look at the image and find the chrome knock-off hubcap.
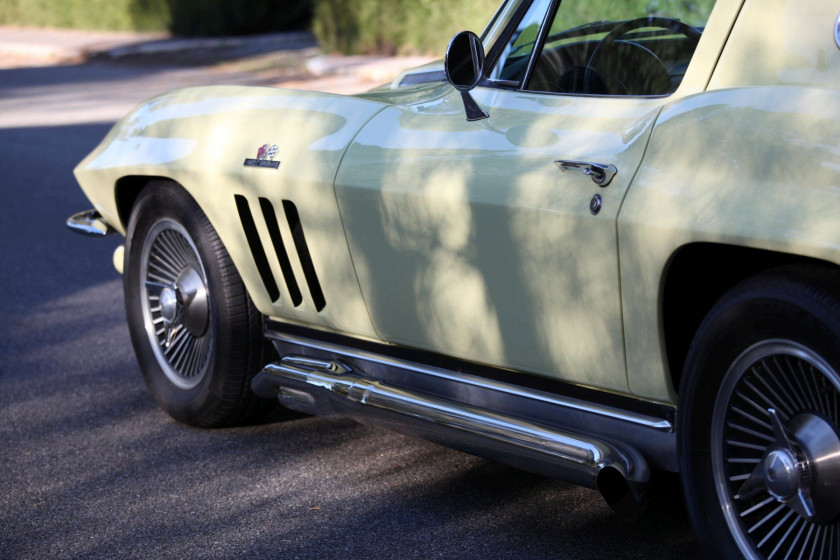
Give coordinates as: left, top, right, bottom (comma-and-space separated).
713, 340, 840, 559
763, 447, 799, 501
175, 266, 209, 337
735, 408, 840, 525
159, 286, 179, 323
140, 220, 214, 390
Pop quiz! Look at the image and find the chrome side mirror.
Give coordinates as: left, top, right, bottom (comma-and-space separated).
445, 31, 489, 121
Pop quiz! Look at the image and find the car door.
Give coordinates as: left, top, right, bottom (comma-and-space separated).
334, 0, 726, 392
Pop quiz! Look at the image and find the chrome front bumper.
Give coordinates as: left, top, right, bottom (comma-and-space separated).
66, 209, 115, 237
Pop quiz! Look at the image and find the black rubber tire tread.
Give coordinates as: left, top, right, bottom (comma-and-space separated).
678, 264, 840, 560
124, 180, 272, 428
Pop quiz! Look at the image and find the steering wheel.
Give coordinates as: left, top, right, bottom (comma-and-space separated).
582, 17, 702, 95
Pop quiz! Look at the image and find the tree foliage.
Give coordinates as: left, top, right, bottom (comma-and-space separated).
313, 0, 501, 55
0, 0, 311, 36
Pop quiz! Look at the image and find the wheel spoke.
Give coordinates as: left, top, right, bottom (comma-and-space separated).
149, 255, 180, 282
729, 457, 762, 464
769, 516, 804, 560
789, 356, 819, 412
727, 438, 767, 452
174, 233, 198, 268
809, 526, 825, 560
727, 420, 774, 443
798, 524, 816, 560
147, 270, 171, 284
181, 338, 196, 378
770, 357, 809, 413
140, 220, 213, 390
174, 336, 195, 373
741, 496, 776, 517
169, 332, 193, 370
748, 503, 787, 534
157, 231, 187, 270
732, 405, 774, 431
759, 509, 796, 549
183, 336, 202, 378
735, 390, 775, 421
750, 372, 796, 419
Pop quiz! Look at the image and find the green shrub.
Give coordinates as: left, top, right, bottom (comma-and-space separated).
0, 0, 312, 36
313, 0, 501, 55
166, 0, 312, 37
312, 0, 717, 55
0, 0, 147, 30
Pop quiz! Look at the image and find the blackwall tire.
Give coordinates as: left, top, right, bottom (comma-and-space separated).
124, 181, 271, 427
679, 266, 840, 559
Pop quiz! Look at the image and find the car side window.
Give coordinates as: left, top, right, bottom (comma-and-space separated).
487, 0, 554, 84
492, 0, 717, 96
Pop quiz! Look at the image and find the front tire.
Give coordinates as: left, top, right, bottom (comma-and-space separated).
679, 266, 840, 559
124, 181, 270, 427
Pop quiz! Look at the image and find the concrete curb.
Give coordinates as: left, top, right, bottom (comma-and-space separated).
0, 27, 167, 63
0, 27, 316, 65
104, 31, 317, 58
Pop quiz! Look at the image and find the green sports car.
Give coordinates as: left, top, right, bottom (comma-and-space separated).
68, 0, 840, 557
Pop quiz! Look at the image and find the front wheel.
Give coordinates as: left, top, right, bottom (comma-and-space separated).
124, 181, 271, 427
679, 266, 840, 559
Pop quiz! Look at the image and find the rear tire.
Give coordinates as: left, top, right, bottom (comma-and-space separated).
679, 266, 840, 559
124, 181, 271, 427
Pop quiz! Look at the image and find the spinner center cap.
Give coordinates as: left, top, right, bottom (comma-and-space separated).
160, 286, 179, 322
765, 448, 799, 500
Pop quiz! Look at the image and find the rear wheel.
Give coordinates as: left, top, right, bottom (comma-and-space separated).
679, 266, 840, 559
124, 181, 271, 427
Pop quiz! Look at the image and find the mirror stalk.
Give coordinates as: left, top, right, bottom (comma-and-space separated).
461, 91, 489, 121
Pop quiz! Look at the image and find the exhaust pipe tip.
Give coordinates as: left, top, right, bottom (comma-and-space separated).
596, 465, 646, 521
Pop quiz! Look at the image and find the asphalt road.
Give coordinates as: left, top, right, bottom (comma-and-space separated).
0, 60, 702, 560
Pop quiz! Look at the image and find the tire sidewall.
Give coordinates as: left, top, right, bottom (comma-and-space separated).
124, 184, 246, 426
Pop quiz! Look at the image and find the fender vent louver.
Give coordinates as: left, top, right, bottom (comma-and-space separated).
235, 195, 326, 312
235, 194, 280, 302
259, 197, 303, 307
283, 200, 326, 312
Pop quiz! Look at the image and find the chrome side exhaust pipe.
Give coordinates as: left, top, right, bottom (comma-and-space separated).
253, 356, 649, 518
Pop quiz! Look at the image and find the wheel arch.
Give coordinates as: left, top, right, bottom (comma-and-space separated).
661, 242, 840, 396
115, 176, 265, 313
115, 175, 177, 231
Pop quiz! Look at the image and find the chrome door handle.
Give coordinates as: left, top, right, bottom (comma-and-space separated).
554, 160, 618, 187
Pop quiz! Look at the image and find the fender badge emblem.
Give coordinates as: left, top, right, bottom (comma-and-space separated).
244, 144, 281, 169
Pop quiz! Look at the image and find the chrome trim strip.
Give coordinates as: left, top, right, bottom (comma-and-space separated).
260, 359, 645, 485
66, 209, 116, 237
265, 331, 674, 432
520, 0, 561, 91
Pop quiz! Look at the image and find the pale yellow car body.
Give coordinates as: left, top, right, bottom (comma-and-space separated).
74, 0, 840, 406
